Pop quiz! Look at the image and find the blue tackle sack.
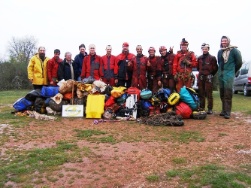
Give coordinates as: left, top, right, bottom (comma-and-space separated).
41, 86, 59, 98
179, 86, 199, 110
13, 97, 33, 111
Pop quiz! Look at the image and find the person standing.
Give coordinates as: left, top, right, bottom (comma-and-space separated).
58, 52, 78, 81
217, 36, 242, 119
131, 45, 150, 90
47, 49, 63, 86
27, 46, 50, 89
74, 44, 88, 81
116, 42, 135, 88
159, 46, 176, 92
197, 43, 218, 114
147, 47, 161, 93
81, 44, 103, 80
173, 38, 197, 92
101, 45, 117, 86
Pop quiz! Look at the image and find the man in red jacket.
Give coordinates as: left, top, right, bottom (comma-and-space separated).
131, 45, 150, 90
147, 47, 161, 93
81, 44, 104, 80
159, 46, 176, 92
101, 45, 117, 86
116, 42, 135, 88
47, 49, 62, 86
173, 38, 197, 92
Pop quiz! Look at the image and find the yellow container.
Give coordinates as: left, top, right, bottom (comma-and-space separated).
86, 94, 105, 118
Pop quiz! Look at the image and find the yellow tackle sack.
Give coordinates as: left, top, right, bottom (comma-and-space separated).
86, 94, 105, 118
168, 92, 180, 106
111, 86, 127, 98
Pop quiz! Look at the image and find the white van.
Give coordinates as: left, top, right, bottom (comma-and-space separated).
233, 62, 251, 96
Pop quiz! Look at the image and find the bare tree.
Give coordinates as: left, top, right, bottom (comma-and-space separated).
8, 36, 38, 64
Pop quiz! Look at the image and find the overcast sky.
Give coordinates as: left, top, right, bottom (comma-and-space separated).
0, 0, 250, 61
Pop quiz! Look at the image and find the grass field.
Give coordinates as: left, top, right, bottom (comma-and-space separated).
0, 89, 251, 187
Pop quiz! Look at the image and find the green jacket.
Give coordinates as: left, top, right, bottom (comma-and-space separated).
217, 48, 242, 89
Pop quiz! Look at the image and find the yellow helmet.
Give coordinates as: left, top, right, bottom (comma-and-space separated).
168, 92, 180, 106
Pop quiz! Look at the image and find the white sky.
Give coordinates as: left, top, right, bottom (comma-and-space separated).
0, 0, 251, 61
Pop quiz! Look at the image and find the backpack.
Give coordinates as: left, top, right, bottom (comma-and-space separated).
127, 87, 141, 101
13, 97, 33, 111
179, 86, 199, 110
25, 89, 41, 101
160, 102, 169, 113
116, 93, 127, 105
140, 89, 152, 100
34, 97, 46, 114
111, 86, 127, 98
192, 110, 207, 120
135, 100, 151, 118
175, 102, 192, 119
41, 86, 59, 97
157, 88, 171, 102
105, 96, 116, 108
168, 92, 180, 106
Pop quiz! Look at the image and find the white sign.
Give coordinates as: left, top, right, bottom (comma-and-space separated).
62, 105, 84, 117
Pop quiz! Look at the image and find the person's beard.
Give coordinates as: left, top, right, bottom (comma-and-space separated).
39, 53, 45, 61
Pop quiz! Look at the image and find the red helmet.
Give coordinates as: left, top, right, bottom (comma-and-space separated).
122, 42, 129, 47
159, 46, 167, 52
148, 46, 155, 52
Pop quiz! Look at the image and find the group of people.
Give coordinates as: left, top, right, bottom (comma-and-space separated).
27, 36, 242, 119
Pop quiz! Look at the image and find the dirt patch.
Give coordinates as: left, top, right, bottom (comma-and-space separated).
1, 112, 251, 187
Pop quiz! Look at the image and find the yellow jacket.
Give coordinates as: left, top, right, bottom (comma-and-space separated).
27, 54, 50, 85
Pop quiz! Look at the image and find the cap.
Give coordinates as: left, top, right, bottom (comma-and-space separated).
122, 42, 129, 47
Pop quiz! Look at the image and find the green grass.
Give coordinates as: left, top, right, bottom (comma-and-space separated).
0, 90, 30, 105
166, 164, 251, 188
0, 141, 89, 186
75, 129, 106, 138
171, 131, 205, 143
172, 157, 187, 164
75, 129, 117, 144
146, 174, 159, 182
213, 91, 251, 113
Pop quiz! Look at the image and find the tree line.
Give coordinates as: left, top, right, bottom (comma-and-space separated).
0, 36, 37, 90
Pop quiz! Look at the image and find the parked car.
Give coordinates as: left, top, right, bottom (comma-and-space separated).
191, 67, 199, 92
233, 62, 251, 96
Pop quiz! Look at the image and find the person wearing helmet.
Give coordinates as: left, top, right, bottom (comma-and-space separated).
116, 42, 135, 88
101, 45, 117, 86
159, 45, 176, 92
217, 36, 242, 119
147, 46, 161, 93
173, 38, 198, 92
197, 43, 218, 114
130, 45, 150, 90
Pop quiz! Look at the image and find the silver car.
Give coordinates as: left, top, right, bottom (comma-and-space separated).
233, 62, 251, 96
